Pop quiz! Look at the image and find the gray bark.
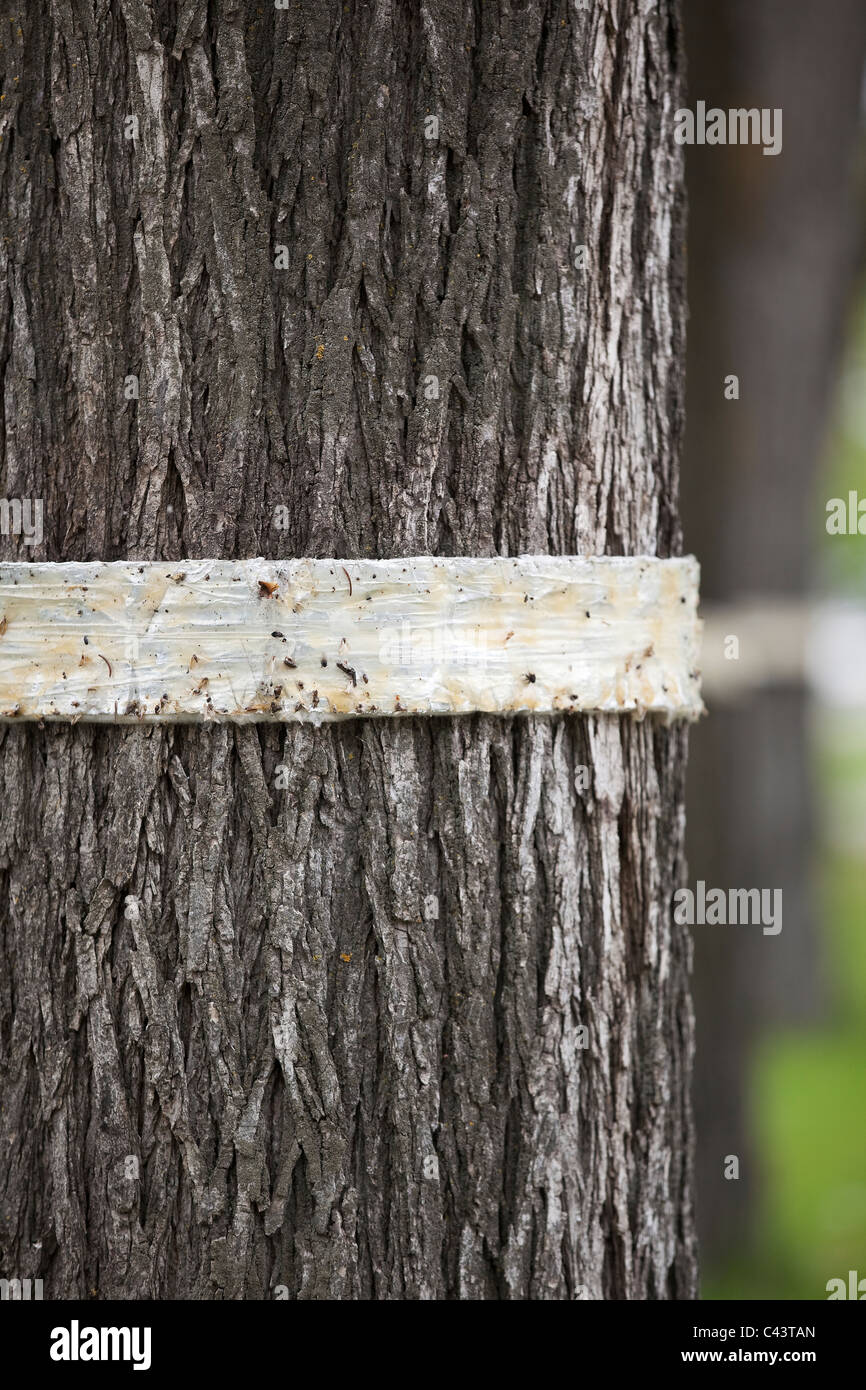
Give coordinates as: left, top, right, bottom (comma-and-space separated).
0, 0, 696, 1299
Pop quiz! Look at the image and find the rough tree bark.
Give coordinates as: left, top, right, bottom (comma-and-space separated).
0, 0, 696, 1299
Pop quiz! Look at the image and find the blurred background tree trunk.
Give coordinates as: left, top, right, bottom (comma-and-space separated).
681, 0, 866, 1270
0, 0, 696, 1299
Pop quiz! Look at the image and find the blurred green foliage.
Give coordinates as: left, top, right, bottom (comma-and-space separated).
817, 284, 866, 594
705, 724, 866, 1301
706, 288, 866, 1302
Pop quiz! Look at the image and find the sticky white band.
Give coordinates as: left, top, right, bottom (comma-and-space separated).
0, 556, 703, 723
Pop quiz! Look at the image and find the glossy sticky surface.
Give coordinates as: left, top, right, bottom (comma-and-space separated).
0, 556, 702, 722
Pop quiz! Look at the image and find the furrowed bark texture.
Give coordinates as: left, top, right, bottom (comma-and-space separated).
0, 0, 696, 1298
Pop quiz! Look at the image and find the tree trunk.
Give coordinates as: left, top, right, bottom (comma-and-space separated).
0, 0, 696, 1299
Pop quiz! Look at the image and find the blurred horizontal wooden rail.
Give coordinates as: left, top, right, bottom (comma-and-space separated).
700, 599, 866, 708
0, 556, 703, 724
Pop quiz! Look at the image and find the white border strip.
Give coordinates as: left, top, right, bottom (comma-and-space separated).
0, 557, 703, 723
